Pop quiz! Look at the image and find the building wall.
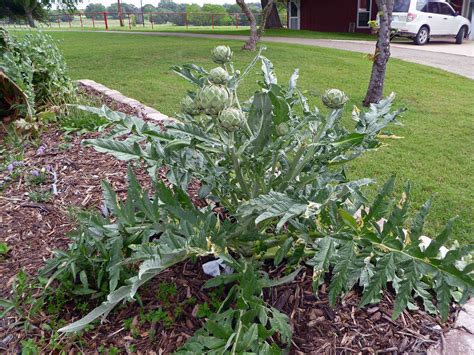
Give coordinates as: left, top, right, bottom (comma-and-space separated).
300, 0, 378, 33
299, 0, 467, 33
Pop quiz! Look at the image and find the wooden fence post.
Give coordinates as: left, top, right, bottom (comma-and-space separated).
103, 12, 108, 31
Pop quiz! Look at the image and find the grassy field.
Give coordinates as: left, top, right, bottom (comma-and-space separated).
8, 21, 376, 41
17, 31, 474, 244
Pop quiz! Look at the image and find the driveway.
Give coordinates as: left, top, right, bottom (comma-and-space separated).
57, 30, 474, 79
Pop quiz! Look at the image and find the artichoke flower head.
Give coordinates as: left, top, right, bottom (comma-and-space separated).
211, 45, 233, 65
322, 89, 349, 109
196, 84, 232, 117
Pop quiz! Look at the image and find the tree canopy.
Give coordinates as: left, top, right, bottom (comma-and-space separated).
0, 0, 80, 27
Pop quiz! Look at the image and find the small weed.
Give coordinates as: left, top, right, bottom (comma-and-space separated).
140, 308, 173, 328
123, 317, 133, 331
28, 190, 53, 203
58, 142, 72, 151
0, 242, 8, 256
60, 108, 109, 135
196, 302, 212, 319
98, 345, 121, 355
20, 339, 40, 355
26, 171, 48, 186
174, 304, 183, 318
156, 282, 177, 305
0, 270, 45, 330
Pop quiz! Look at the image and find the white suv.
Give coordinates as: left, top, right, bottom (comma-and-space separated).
391, 0, 471, 45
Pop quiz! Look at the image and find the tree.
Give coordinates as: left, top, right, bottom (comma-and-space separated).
202, 4, 232, 26
236, 0, 274, 51
85, 3, 106, 20
363, 0, 393, 106
261, 0, 281, 28
0, 0, 79, 27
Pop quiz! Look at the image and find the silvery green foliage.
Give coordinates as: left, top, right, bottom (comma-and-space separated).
322, 88, 349, 109
0, 28, 76, 115
54, 47, 473, 352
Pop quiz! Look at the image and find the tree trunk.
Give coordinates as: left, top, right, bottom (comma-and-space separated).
236, 0, 259, 51
25, 10, 36, 28
363, 0, 393, 107
261, 0, 282, 29
118, 0, 125, 27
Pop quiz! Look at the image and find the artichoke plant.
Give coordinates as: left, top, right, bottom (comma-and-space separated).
218, 107, 244, 132
196, 84, 232, 116
211, 45, 233, 65
55, 46, 473, 355
322, 88, 349, 109
209, 67, 230, 85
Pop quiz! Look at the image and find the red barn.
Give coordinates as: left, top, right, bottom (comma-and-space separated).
287, 0, 469, 33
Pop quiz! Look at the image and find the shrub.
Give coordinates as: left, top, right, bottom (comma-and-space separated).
39, 47, 472, 352
0, 28, 76, 134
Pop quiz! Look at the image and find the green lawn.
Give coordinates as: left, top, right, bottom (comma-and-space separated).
15, 22, 376, 41
20, 31, 474, 244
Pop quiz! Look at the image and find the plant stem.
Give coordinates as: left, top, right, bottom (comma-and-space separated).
229, 134, 250, 199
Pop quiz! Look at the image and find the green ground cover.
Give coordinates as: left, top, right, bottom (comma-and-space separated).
14, 31, 473, 244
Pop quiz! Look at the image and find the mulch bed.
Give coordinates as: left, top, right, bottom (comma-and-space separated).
0, 96, 456, 354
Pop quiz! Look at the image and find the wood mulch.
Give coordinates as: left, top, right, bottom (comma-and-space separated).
0, 98, 455, 354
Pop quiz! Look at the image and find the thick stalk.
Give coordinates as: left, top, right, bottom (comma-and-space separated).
228, 132, 250, 199
231, 149, 250, 199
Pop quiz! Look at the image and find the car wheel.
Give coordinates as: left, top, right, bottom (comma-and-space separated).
414, 26, 429, 45
455, 27, 466, 44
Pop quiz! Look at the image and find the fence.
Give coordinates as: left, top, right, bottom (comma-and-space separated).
0, 12, 288, 31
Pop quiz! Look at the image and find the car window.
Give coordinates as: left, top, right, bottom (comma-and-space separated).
424, 2, 439, 14
394, 0, 411, 12
438, 3, 454, 15
416, 0, 429, 11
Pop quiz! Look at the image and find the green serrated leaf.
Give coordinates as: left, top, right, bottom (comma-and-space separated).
359, 254, 396, 308
274, 239, 293, 267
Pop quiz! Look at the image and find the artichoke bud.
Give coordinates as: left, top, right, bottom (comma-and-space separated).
218, 107, 244, 132
276, 122, 290, 136
322, 89, 349, 109
209, 67, 230, 85
196, 85, 232, 116
181, 95, 200, 116
211, 45, 233, 64
195, 113, 212, 126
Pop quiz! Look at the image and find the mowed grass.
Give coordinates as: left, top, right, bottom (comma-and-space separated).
24, 31, 474, 244
21, 21, 376, 40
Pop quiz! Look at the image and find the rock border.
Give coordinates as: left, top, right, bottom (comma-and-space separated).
76, 79, 474, 355
77, 79, 173, 123
428, 298, 474, 354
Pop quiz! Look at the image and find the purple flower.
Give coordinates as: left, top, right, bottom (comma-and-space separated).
7, 164, 14, 172
31, 170, 40, 177
36, 146, 46, 155
12, 161, 22, 167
